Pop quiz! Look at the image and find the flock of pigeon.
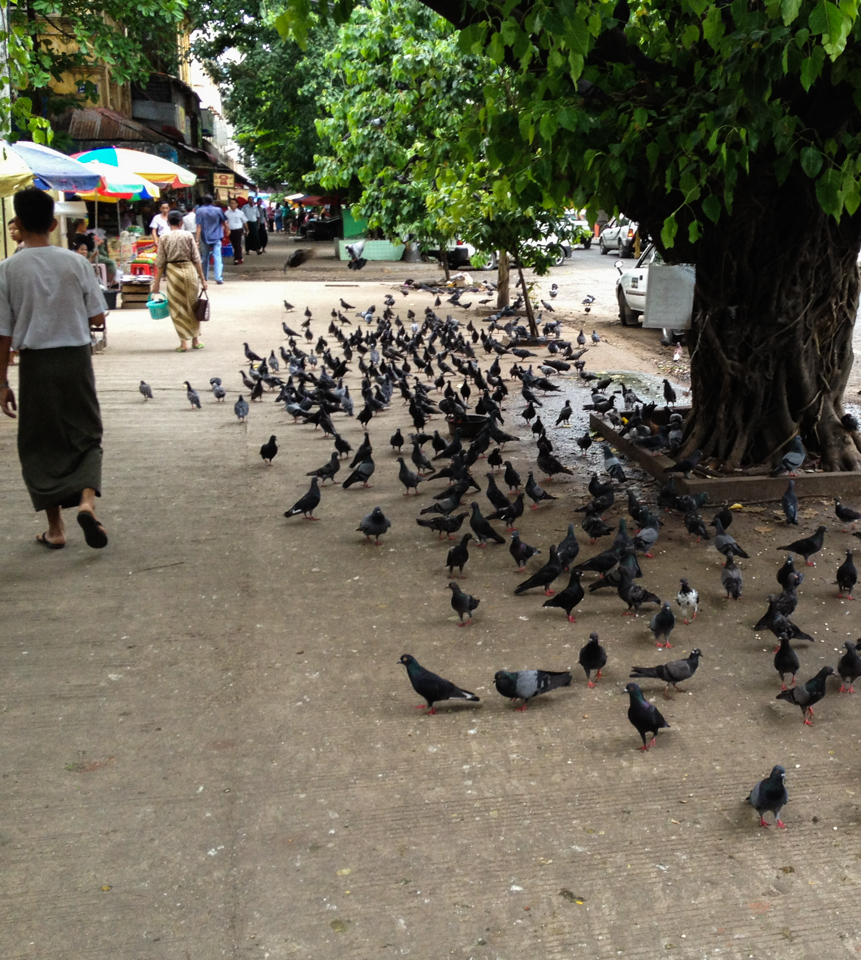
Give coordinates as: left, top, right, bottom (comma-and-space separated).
138, 278, 861, 829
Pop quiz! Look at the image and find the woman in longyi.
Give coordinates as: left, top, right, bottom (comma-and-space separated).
152, 210, 208, 351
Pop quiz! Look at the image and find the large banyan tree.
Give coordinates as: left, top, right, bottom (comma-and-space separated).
282, 0, 861, 471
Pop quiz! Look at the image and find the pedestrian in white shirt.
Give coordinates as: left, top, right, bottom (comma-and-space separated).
149, 201, 171, 244
181, 206, 197, 233
224, 198, 248, 264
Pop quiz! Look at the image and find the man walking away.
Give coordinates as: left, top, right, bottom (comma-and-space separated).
0, 188, 109, 550
195, 195, 227, 284
257, 199, 269, 252
224, 198, 247, 264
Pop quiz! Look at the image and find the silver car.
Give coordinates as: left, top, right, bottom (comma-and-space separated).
615, 244, 687, 341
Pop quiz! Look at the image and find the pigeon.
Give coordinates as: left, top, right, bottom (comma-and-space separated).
446, 533, 473, 577
576, 432, 593, 455
284, 477, 321, 520
837, 640, 861, 693
542, 571, 585, 622
396, 457, 426, 495
493, 669, 572, 711
579, 632, 607, 687
284, 248, 313, 268
184, 381, 201, 409
721, 553, 743, 599
556, 524, 581, 570
398, 654, 480, 715
259, 435, 278, 465
684, 512, 710, 542
243, 342, 264, 363
781, 480, 798, 525
555, 400, 573, 426
662, 379, 677, 405
835, 497, 861, 530
139, 380, 153, 401
754, 593, 814, 642
234, 395, 249, 422
777, 525, 826, 566
485, 472, 512, 513
390, 428, 405, 451
617, 573, 661, 616
747, 765, 788, 829
836, 549, 857, 599
582, 514, 614, 544
773, 633, 800, 690
630, 649, 702, 699
775, 574, 801, 617
537, 450, 574, 480
663, 450, 702, 479
676, 578, 699, 624
469, 502, 505, 546
624, 682, 670, 750
357, 506, 392, 544
649, 601, 676, 648
509, 531, 540, 571
601, 444, 626, 483
770, 435, 805, 476
415, 512, 468, 540
503, 461, 521, 492
776, 666, 834, 724
777, 555, 799, 589
514, 545, 562, 596
342, 455, 375, 489
210, 380, 226, 402
711, 517, 750, 561
525, 471, 558, 509
307, 451, 341, 485
448, 581, 480, 625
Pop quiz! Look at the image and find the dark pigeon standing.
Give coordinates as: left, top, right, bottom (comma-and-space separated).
836, 550, 857, 599
469, 502, 506, 546
624, 682, 670, 750
747, 765, 788, 829
649, 601, 676, 648
579, 632, 607, 687
284, 477, 321, 520
396, 457, 426, 495
781, 480, 798, 525
663, 449, 702, 479
684, 512, 710, 542
446, 533, 473, 578
493, 668, 572, 711
555, 400, 573, 426
662, 379, 677, 406
503, 461, 522, 492
630, 649, 702, 699
139, 380, 153, 401
777, 525, 826, 566
601, 443, 627, 483
398, 654, 479, 715
234, 395, 249, 422
357, 506, 392, 544
542, 571, 585, 622
777, 555, 799, 589
773, 633, 800, 691
837, 640, 861, 693
514, 545, 562, 596
776, 666, 834, 724
260, 435, 278, 465
711, 517, 750, 562
184, 380, 201, 409
448, 581, 480, 625
307, 451, 341, 485
834, 497, 861, 530
753, 595, 814, 643
342, 455, 376, 489
509, 531, 540, 572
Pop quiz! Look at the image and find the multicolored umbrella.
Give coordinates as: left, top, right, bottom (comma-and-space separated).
71, 147, 197, 188
74, 159, 160, 201
0, 140, 102, 196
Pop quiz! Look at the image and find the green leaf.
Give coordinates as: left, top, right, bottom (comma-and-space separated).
688, 220, 701, 243
702, 194, 721, 223
661, 217, 679, 249
815, 167, 843, 218
800, 145, 823, 178
781, 0, 802, 25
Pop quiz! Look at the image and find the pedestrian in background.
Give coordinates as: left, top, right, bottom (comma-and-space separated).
274, 202, 284, 233
181, 205, 197, 233
194, 194, 227, 285
244, 198, 260, 254
0, 188, 109, 550
149, 200, 171, 244
224, 198, 247, 265
257, 198, 268, 253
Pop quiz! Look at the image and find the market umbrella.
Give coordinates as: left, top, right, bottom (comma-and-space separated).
74, 159, 160, 200
2, 140, 103, 194
71, 147, 197, 188
0, 142, 34, 196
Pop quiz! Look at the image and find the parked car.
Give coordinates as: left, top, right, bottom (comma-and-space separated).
600, 215, 639, 257
615, 243, 687, 341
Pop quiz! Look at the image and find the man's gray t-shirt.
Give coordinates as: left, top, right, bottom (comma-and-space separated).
0, 246, 107, 351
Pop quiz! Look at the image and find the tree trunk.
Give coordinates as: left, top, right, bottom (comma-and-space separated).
440, 249, 450, 282
496, 250, 510, 308
516, 260, 538, 337
684, 170, 861, 473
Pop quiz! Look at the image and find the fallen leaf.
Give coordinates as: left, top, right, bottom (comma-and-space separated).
800, 508, 819, 518
670, 819, 681, 825
754, 525, 774, 533
742, 505, 767, 513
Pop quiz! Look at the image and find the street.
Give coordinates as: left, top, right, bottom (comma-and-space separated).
2, 232, 861, 960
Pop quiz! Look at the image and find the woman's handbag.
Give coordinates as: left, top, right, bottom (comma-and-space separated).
195, 289, 210, 322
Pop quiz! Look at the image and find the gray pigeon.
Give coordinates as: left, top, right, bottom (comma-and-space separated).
711, 517, 749, 561
448, 581, 480, 625
601, 443, 626, 483
139, 380, 153, 401
770, 436, 805, 476
396, 457, 426, 495
721, 554, 743, 599
234, 395, 249, 422
493, 668, 572, 711
746, 765, 788, 828
184, 380, 201, 409
357, 506, 391, 544
781, 480, 798, 525
630, 648, 702, 699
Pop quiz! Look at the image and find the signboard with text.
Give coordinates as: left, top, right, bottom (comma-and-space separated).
213, 173, 235, 189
